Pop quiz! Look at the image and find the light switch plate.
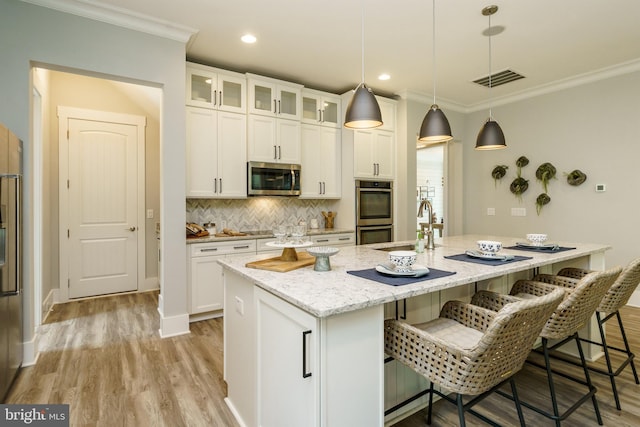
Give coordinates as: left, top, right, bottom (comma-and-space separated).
235, 296, 244, 316
487, 208, 496, 216
146, 209, 154, 219
511, 207, 526, 216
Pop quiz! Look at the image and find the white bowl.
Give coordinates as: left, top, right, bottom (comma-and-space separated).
388, 250, 417, 272
526, 233, 548, 246
477, 240, 502, 253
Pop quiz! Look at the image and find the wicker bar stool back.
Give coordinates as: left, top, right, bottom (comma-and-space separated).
384, 287, 564, 426
557, 258, 640, 410
508, 266, 622, 426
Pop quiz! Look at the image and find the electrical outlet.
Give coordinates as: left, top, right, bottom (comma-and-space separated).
487, 208, 496, 216
235, 296, 244, 316
511, 207, 526, 217
146, 209, 154, 219
595, 184, 606, 192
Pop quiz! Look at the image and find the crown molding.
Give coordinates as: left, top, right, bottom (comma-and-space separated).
21, 0, 198, 43
398, 58, 640, 114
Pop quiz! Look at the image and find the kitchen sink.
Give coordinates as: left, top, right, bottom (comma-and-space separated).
375, 244, 420, 252
375, 243, 439, 252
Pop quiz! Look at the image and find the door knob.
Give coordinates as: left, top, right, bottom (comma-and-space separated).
127, 226, 137, 232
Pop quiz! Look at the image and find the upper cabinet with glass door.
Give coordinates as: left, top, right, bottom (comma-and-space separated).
186, 62, 246, 113
302, 88, 341, 128
247, 73, 302, 121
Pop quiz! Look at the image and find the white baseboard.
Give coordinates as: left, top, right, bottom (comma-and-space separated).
22, 335, 40, 367
141, 276, 160, 292
42, 289, 57, 323
157, 306, 190, 338
224, 397, 248, 427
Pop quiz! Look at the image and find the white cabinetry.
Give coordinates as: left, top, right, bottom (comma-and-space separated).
256, 288, 319, 427
247, 115, 300, 163
186, 106, 247, 198
353, 128, 395, 179
302, 88, 341, 128
300, 125, 341, 198
247, 74, 302, 120
309, 232, 355, 246
188, 239, 256, 317
186, 62, 246, 113
377, 96, 396, 132
247, 74, 303, 163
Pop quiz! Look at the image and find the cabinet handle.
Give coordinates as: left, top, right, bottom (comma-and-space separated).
214, 178, 218, 193
319, 182, 322, 194
274, 145, 277, 160
372, 163, 376, 176
322, 182, 325, 194
213, 90, 218, 107
316, 239, 329, 243
318, 109, 322, 122
278, 99, 281, 114
233, 245, 250, 250
219, 178, 222, 193
278, 146, 281, 159
218, 90, 222, 106
338, 237, 350, 241
302, 330, 312, 378
201, 248, 218, 252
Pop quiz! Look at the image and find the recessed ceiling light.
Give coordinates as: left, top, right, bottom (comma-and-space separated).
378, 73, 391, 81
241, 34, 257, 44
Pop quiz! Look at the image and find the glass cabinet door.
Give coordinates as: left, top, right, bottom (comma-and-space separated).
219, 75, 245, 113
187, 70, 214, 107
303, 96, 320, 122
253, 83, 275, 114
279, 89, 298, 118
321, 99, 339, 126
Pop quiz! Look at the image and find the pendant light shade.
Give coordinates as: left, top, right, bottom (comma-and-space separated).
418, 0, 452, 143
475, 119, 506, 150
344, 5, 383, 129
344, 83, 383, 129
419, 104, 452, 143
475, 5, 506, 150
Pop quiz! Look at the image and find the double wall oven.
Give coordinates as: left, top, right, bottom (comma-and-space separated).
355, 180, 393, 245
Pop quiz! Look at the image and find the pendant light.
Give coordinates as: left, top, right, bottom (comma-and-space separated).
475, 5, 507, 150
418, 0, 452, 143
344, 5, 383, 129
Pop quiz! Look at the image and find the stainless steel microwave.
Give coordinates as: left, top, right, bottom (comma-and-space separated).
247, 161, 301, 196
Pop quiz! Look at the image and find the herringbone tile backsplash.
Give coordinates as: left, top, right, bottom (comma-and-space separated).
186, 198, 342, 231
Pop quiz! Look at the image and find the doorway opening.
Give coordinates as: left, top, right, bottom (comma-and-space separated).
31, 65, 161, 326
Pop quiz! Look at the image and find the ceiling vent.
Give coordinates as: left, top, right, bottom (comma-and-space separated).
473, 69, 525, 88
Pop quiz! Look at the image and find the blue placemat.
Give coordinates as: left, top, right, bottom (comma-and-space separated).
504, 245, 576, 253
445, 253, 532, 266
347, 267, 456, 286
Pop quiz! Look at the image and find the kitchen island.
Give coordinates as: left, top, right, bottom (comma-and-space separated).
219, 235, 610, 427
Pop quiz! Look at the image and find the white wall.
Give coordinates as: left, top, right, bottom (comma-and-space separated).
462, 71, 640, 276
0, 0, 189, 344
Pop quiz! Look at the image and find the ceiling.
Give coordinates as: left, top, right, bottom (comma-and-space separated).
43, 0, 640, 111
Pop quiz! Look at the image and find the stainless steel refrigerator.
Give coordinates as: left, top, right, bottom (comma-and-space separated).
0, 123, 22, 401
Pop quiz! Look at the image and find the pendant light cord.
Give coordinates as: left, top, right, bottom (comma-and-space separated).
488, 11, 493, 119
361, 3, 365, 84
432, 0, 436, 105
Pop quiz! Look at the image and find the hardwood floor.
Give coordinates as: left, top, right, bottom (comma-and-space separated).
6, 292, 239, 427
6, 292, 640, 426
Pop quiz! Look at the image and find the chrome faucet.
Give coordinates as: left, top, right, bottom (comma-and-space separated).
417, 199, 435, 250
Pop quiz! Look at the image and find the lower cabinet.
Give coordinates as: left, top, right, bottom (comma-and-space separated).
188, 239, 256, 318
256, 288, 319, 427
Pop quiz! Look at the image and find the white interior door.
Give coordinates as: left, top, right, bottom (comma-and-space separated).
67, 118, 138, 298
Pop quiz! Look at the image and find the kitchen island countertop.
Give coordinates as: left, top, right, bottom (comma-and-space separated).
218, 234, 611, 317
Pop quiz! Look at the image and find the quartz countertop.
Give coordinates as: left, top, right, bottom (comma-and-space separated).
186, 227, 354, 244
218, 234, 611, 318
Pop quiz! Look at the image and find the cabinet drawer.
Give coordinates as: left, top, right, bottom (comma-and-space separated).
310, 233, 355, 246
190, 240, 256, 257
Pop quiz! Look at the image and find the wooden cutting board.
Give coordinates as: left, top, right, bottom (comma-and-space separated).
246, 252, 315, 272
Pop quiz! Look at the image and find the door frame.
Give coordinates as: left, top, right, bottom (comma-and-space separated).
57, 106, 146, 302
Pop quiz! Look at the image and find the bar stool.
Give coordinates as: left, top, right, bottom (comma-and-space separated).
384, 287, 564, 426
506, 266, 622, 427
556, 258, 640, 410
